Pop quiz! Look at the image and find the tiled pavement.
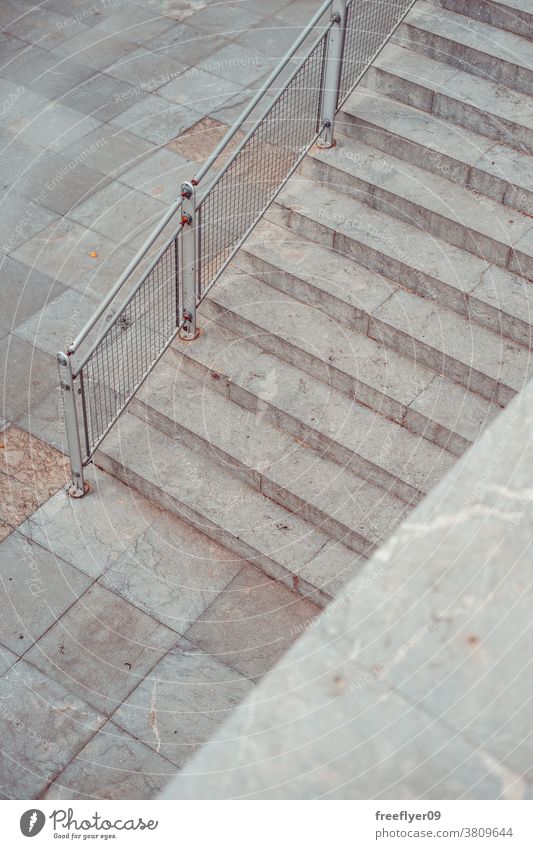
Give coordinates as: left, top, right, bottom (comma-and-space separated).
0, 0, 319, 799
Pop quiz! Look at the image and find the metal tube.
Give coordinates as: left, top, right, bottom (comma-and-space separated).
67, 196, 183, 355
317, 0, 347, 148
57, 352, 87, 497
193, 0, 334, 185
180, 181, 198, 339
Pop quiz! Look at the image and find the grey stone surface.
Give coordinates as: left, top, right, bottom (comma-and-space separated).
60, 124, 155, 179
113, 638, 254, 767
43, 721, 176, 800
0, 194, 59, 257
0, 644, 19, 678
0, 531, 91, 655
117, 148, 191, 204
14, 148, 108, 217
158, 67, 247, 115
0, 335, 58, 423
67, 181, 167, 245
0, 659, 104, 799
161, 376, 533, 800
13, 286, 100, 357
24, 582, 177, 715
110, 94, 202, 145
61, 73, 152, 121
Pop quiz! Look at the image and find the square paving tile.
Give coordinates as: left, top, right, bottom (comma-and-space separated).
4, 6, 90, 48
15, 148, 108, 216
20, 466, 157, 579
185, 564, 319, 679
61, 72, 148, 122
15, 102, 102, 153
0, 335, 58, 424
0, 472, 41, 528
0, 191, 59, 256
15, 387, 68, 455
13, 286, 100, 357
0, 424, 69, 501
60, 124, 155, 178
0, 31, 29, 65
0, 643, 18, 677
0, 134, 46, 193
166, 115, 245, 169
24, 583, 177, 714
106, 46, 186, 92
110, 93, 202, 145
158, 66, 246, 115
199, 41, 272, 87
232, 13, 304, 58
92, 6, 177, 43
100, 510, 244, 633
0, 46, 97, 100
67, 180, 167, 245
0, 78, 52, 134
0, 255, 66, 340
0, 531, 92, 655
143, 23, 228, 66
51, 29, 138, 72
0, 659, 104, 799
113, 638, 253, 767
43, 720, 176, 799
117, 147, 191, 204
186, 4, 267, 36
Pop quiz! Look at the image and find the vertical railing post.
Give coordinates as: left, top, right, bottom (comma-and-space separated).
57, 352, 88, 498
179, 181, 199, 340
317, 0, 347, 149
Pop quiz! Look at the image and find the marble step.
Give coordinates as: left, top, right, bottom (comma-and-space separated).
200, 265, 500, 456
129, 358, 410, 556
302, 134, 533, 283
397, 0, 533, 96
361, 43, 533, 155
338, 89, 533, 218
168, 320, 456, 503
96, 410, 365, 607
431, 0, 533, 39
240, 216, 528, 410
269, 175, 533, 367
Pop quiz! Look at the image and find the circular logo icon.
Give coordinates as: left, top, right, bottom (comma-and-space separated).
20, 810, 46, 837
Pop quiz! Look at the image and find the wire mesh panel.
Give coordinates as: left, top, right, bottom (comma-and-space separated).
197, 30, 328, 297
338, 0, 413, 105
78, 235, 181, 460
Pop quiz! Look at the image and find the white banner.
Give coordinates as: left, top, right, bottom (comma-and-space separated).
2, 800, 532, 848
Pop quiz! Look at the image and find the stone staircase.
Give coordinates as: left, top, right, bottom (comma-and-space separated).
97, 0, 533, 618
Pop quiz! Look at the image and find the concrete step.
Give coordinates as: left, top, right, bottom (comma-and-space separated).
302, 134, 533, 284
168, 320, 456, 504
361, 43, 533, 155
431, 0, 533, 40
200, 264, 500, 456
269, 175, 533, 376
239, 216, 528, 409
397, 0, 533, 96
97, 410, 365, 607
129, 358, 411, 556
338, 89, 533, 218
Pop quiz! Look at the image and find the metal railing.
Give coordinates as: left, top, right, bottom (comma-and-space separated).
58, 0, 416, 496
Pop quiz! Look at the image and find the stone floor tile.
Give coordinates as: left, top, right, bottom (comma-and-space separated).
5, 6, 90, 49
60, 124, 155, 179
0, 472, 41, 527
188, 3, 267, 35
0, 134, 47, 193
51, 29, 138, 73
0, 425, 69, 493
185, 564, 319, 680
19, 466, 157, 579
0, 521, 14, 544
61, 72, 150, 121
0, 255, 66, 340
15, 387, 67, 455
142, 24, 228, 66
110, 93, 202, 145
0, 659, 104, 799
199, 41, 273, 87
15, 148, 108, 217
0, 335, 58, 424
0, 78, 52, 135
0, 191, 59, 255
166, 115, 245, 169
106, 46, 186, 92
158, 66, 246, 115
100, 510, 244, 633
67, 180, 167, 245
16, 102, 102, 153
13, 286, 100, 358
1, 47, 97, 101
113, 639, 253, 767
0, 531, 92, 655
43, 720, 176, 800
25, 583, 177, 715
232, 14, 303, 58
92, 6, 177, 43
0, 31, 29, 65
0, 643, 18, 677
117, 148, 191, 204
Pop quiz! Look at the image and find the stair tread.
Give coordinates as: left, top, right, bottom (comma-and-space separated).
309, 134, 533, 256
401, 0, 533, 73
135, 358, 410, 548
100, 411, 365, 601
171, 317, 456, 497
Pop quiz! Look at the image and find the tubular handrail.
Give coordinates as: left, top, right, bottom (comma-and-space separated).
58, 0, 418, 497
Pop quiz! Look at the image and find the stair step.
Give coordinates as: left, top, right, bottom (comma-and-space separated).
268, 177, 531, 362
97, 411, 365, 606
201, 265, 499, 455
241, 217, 526, 407
131, 359, 411, 555
362, 43, 533, 155
302, 135, 533, 284
431, 0, 533, 40
339, 90, 533, 218
170, 320, 456, 503
397, 0, 533, 96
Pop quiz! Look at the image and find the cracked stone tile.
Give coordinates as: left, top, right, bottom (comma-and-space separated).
24, 583, 177, 715
0, 472, 42, 528
0, 530, 91, 655
0, 659, 104, 799
0, 425, 69, 498
43, 720, 176, 800
113, 638, 253, 767
185, 564, 319, 680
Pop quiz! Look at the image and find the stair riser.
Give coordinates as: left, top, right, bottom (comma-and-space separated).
170, 317, 423, 507
362, 67, 533, 155
95, 449, 331, 608
129, 393, 377, 558
338, 109, 533, 218
395, 22, 533, 97
432, 0, 533, 39
301, 154, 515, 273
203, 297, 470, 458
